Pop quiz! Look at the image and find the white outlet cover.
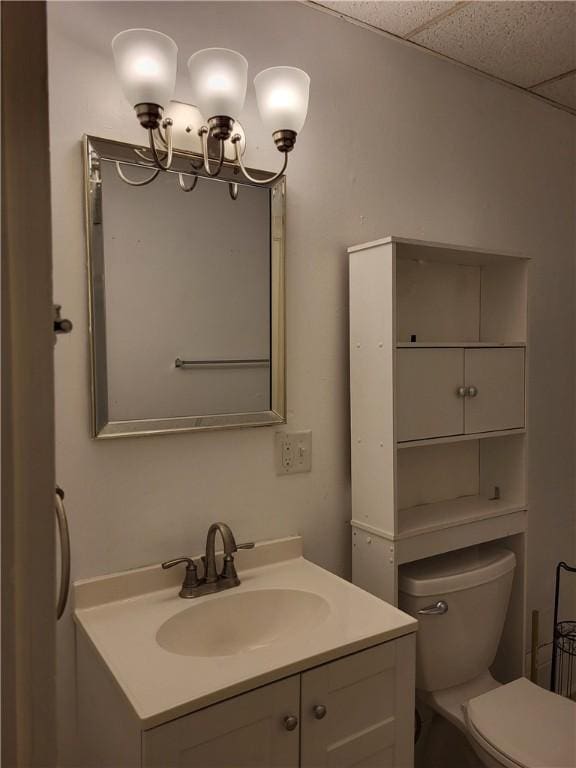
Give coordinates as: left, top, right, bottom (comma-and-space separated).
275, 431, 312, 475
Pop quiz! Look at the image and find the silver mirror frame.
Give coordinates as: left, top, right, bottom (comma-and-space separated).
82, 135, 286, 439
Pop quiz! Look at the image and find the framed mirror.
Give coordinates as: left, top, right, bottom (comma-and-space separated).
83, 135, 285, 438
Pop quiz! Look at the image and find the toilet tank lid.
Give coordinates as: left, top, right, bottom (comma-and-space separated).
398, 544, 516, 597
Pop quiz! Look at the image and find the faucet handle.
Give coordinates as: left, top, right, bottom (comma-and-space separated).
162, 557, 201, 595
219, 543, 255, 582
162, 556, 196, 571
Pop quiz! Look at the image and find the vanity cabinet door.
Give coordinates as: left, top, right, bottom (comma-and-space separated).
464, 348, 525, 434
396, 348, 464, 441
142, 676, 300, 768
300, 636, 415, 768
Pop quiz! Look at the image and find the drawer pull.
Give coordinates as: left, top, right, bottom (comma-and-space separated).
467, 385, 478, 398
313, 704, 327, 720
283, 715, 298, 731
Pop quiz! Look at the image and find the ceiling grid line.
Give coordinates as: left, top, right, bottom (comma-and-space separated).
309, 1, 576, 116
404, 2, 471, 41
529, 67, 576, 90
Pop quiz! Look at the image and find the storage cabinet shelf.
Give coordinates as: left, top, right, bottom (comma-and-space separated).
397, 494, 526, 539
397, 428, 526, 449
352, 509, 527, 565
396, 342, 526, 348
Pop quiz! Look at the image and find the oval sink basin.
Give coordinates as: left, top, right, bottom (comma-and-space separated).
156, 588, 331, 657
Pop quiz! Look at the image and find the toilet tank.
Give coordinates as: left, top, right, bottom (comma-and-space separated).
399, 544, 516, 692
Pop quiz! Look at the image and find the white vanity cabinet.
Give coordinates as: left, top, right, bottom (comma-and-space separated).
75, 541, 417, 768
78, 631, 415, 768
396, 346, 525, 442
142, 638, 415, 768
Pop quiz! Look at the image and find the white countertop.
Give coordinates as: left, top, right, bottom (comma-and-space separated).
74, 537, 417, 728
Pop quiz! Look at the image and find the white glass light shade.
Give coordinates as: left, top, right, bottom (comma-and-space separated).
187, 48, 248, 119
112, 29, 178, 108
254, 66, 310, 134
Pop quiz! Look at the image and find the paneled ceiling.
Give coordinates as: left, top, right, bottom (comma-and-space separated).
310, 1, 576, 114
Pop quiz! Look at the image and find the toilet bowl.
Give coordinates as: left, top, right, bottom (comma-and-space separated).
399, 543, 576, 768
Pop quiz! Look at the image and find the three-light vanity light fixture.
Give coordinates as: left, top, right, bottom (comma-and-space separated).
111, 29, 311, 193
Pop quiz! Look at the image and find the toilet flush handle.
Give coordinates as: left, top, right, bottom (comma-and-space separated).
417, 600, 448, 615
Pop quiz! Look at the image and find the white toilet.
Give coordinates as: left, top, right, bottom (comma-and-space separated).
399, 543, 576, 768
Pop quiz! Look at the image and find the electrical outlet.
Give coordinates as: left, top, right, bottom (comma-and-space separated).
275, 431, 312, 475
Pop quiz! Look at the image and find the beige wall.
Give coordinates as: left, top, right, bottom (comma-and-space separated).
48, 2, 575, 762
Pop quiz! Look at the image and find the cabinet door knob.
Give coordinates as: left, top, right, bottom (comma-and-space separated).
313, 704, 327, 720
283, 715, 298, 731
467, 386, 478, 398
456, 386, 467, 398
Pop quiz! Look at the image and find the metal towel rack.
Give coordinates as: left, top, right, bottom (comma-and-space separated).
175, 357, 270, 369
55, 486, 71, 621
550, 561, 576, 697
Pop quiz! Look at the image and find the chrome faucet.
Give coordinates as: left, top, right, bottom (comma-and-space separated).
162, 522, 254, 599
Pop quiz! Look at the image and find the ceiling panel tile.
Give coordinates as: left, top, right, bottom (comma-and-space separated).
316, 1, 461, 39
533, 73, 576, 110
411, 1, 576, 88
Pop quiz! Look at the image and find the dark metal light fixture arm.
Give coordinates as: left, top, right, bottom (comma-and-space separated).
115, 162, 160, 186
147, 118, 174, 170
155, 121, 169, 148
178, 173, 199, 192
232, 135, 288, 184
198, 126, 225, 177
133, 148, 162, 164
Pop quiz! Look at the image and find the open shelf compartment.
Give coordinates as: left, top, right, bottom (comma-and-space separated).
395, 240, 528, 346
396, 434, 526, 540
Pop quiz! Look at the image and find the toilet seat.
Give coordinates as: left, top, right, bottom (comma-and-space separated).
465, 678, 576, 768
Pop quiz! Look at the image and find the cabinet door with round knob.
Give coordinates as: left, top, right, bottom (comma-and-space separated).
142, 676, 301, 765
283, 715, 298, 731
464, 347, 525, 434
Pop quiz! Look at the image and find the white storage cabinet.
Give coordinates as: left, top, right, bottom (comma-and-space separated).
349, 236, 529, 682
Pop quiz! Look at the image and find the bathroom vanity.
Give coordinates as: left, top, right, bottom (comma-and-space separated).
74, 537, 417, 767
